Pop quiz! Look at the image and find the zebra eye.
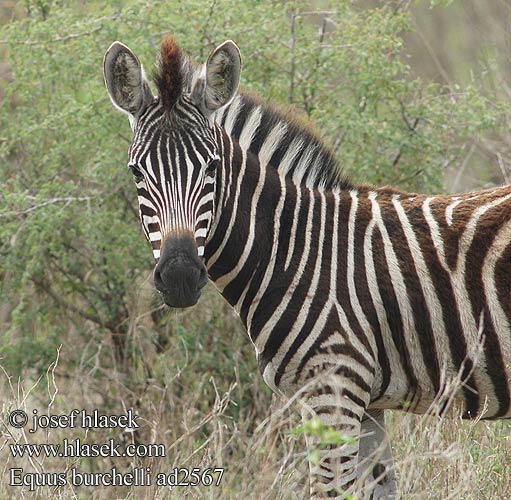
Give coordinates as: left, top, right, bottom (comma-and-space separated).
206, 159, 219, 173
129, 164, 144, 182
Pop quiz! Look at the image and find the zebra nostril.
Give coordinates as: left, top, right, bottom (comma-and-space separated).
154, 267, 166, 292
197, 265, 208, 290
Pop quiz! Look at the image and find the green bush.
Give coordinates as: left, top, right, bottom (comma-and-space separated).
1, 2, 511, 498
0, 0, 507, 403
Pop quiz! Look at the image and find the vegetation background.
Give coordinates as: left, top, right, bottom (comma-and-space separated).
1, 0, 511, 498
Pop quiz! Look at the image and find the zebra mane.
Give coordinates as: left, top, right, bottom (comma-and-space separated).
154, 37, 351, 190
154, 37, 185, 111
219, 92, 352, 191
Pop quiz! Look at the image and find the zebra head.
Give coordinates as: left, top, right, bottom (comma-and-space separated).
104, 38, 241, 307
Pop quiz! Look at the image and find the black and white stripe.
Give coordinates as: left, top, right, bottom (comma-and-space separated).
105, 39, 511, 500
128, 98, 218, 260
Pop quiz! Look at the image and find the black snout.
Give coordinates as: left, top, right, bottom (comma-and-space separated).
154, 234, 207, 308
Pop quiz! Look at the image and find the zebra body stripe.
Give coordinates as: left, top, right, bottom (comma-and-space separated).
105, 37, 511, 499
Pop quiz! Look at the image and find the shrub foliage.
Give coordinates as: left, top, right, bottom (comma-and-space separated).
0, 1, 510, 497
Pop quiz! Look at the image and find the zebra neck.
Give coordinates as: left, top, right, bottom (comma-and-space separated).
215, 93, 352, 191
204, 133, 302, 337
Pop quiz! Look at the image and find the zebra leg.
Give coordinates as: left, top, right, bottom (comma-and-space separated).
301, 388, 367, 499
357, 409, 397, 499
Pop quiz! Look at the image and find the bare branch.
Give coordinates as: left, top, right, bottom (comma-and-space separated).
120, 189, 140, 221
0, 196, 94, 218
412, 21, 452, 85
289, 11, 297, 104
390, 168, 425, 186
0, 26, 102, 46
393, 0, 413, 15
32, 277, 108, 330
496, 152, 510, 184
198, 0, 218, 59
302, 15, 329, 117
392, 103, 421, 171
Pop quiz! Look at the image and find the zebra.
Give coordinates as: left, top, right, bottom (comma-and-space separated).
103, 37, 511, 499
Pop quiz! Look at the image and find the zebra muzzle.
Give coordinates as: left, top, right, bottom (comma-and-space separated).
154, 233, 207, 308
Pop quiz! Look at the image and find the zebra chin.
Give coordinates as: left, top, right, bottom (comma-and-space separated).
153, 233, 208, 308
158, 289, 202, 309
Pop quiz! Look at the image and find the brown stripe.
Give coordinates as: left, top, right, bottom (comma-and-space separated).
380, 194, 441, 397
412, 198, 480, 417
466, 206, 510, 417
371, 224, 420, 409
353, 193, 391, 400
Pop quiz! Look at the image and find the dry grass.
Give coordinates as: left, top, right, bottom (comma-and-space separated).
1, 284, 511, 499
390, 411, 511, 500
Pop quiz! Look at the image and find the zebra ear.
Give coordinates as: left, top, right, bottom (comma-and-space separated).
193, 40, 241, 114
103, 41, 153, 119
